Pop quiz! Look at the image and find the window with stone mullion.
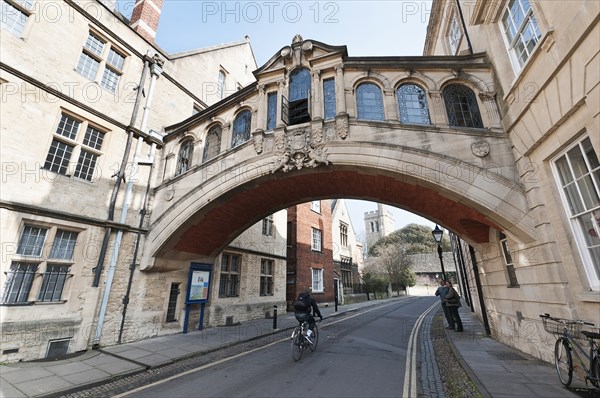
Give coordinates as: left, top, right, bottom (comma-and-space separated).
38, 264, 70, 302
2, 263, 38, 303
553, 136, 600, 288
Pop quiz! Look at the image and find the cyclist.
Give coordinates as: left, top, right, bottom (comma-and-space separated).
293, 287, 323, 341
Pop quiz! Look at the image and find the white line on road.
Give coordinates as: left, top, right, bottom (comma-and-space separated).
402, 301, 439, 398
114, 298, 419, 397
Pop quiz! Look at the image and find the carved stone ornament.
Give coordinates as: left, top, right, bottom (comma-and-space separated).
292, 34, 303, 44
252, 130, 264, 154
471, 140, 490, 158
271, 127, 330, 173
301, 41, 313, 52
312, 124, 323, 143
280, 47, 292, 59
274, 130, 285, 150
165, 187, 175, 201
336, 116, 349, 139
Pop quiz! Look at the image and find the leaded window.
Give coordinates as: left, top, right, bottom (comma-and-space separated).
203, 126, 221, 162
217, 70, 226, 99
311, 200, 321, 213
287, 68, 311, 125
262, 214, 274, 237
44, 113, 105, 181
38, 265, 70, 302
49, 230, 78, 260
266, 92, 277, 130
2, 263, 37, 303
397, 84, 430, 124
219, 253, 240, 297
289, 68, 311, 102
553, 136, 600, 290
448, 16, 462, 55
1, 0, 34, 37
501, 0, 542, 70
17, 225, 48, 256
231, 110, 252, 148
76, 31, 126, 93
3, 225, 79, 305
260, 259, 274, 296
443, 84, 483, 128
166, 283, 180, 322
340, 222, 348, 247
323, 78, 336, 119
356, 83, 384, 121
499, 232, 519, 287
175, 140, 194, 176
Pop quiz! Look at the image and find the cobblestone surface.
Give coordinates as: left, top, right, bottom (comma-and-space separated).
429, 311, 483, 398
419, 308, 447, 398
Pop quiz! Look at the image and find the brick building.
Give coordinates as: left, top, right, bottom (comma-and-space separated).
286, 201, 335, 308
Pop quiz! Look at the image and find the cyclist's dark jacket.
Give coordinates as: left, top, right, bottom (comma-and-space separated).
297, 292, 322, 318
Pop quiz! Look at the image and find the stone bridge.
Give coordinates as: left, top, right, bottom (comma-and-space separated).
141, 37, 535, 271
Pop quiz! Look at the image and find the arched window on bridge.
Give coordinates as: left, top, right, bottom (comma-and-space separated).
397, 84, 431, 124
231, 110, 252, 148
202, 125, 221, 162
442, 84, 483, 128
356, 83, 384, 121
175, 139, 194, 176
284, 68, 311, 126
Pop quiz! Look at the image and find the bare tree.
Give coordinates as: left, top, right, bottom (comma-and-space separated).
373, 243, 415, 295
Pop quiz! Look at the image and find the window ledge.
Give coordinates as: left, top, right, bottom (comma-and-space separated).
0, 301, 35, 306
504, 29, 555, 104
33, 300, 68, 305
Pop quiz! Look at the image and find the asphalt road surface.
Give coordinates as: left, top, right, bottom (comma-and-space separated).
118, 296, 436, 398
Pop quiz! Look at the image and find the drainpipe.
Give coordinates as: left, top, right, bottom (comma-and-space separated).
92, 55, 151, 287
469, 245, 491, 336
118, 131, 161, 344
93, 60, 163, 347
456, 0, 474, 55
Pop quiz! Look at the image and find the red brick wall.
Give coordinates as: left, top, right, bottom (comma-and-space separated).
129, 0, 163, 42
287, 201, 334, 306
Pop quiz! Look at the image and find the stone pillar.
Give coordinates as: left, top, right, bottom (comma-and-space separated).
255, 83, 267, 131
479, 92, 501, 128
311, 69, 322, 120
334, 65, 347, 115
221, 123, 231, 151
428, 90, 448, 127
384, 88, 397, 122
276, 80, 286, 128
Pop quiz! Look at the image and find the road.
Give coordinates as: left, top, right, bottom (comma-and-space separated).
118, 297, 438, 398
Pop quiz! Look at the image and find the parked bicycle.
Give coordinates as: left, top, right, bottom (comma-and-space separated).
290, 314, 319, 361
540, 313, 600, 389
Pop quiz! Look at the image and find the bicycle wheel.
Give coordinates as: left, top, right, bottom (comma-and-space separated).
591, 354, 600, 388
555, 338, 573, 387
291, 328, 304, 362
309, 323, 319, 352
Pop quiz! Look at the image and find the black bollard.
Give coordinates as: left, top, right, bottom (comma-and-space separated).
273, 305, 278, 329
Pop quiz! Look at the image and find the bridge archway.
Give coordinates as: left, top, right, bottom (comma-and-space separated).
143, 134, 535, 271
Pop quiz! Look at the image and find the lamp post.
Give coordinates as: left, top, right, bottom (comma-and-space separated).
432, 225, 446, 280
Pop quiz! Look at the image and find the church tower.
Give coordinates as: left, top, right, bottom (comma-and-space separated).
364, 204, 395, 251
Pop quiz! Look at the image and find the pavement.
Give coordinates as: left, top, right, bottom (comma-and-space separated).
0, 296, 590, 398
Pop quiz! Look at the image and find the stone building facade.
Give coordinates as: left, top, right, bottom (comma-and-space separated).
0, 0, 268, 362
331, 199, 364, 301
425, 0, 600, 362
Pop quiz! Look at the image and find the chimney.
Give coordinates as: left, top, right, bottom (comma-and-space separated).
129, 0, 163, 42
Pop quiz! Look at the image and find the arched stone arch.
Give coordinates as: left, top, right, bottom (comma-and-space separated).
141, 135, 536, 270
391, 72, 436, 92
350, 75, 386, 92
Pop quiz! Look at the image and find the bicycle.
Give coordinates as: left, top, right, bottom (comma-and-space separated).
290, 314, 319, 362
540, 313, 600, 390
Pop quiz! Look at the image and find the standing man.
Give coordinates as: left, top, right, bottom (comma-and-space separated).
435, 279, 453, 329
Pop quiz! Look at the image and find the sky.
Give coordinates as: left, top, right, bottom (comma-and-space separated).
116, 0, 436, 235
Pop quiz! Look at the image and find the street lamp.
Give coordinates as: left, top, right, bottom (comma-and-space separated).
432, 225, 446, 280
